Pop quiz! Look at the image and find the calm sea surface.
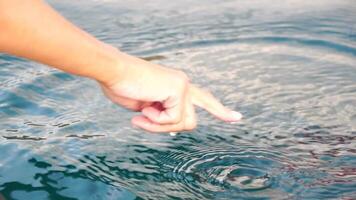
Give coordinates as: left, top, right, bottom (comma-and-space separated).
1, 0, 356, 199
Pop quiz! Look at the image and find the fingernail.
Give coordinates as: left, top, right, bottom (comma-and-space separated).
231, 111, 243, 121
169, 132, 178, 136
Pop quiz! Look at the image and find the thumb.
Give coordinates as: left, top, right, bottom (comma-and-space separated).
141, 94, 185, 124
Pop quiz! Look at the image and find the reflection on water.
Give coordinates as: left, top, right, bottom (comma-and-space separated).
1, 0, 356, 199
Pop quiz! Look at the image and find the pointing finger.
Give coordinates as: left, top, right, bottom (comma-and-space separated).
189, 85, 242, 122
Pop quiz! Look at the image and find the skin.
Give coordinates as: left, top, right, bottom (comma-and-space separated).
0, 0, 242, 133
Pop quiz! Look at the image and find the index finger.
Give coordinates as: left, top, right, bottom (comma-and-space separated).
189, 85, 242, 122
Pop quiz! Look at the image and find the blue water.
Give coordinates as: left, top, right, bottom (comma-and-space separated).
1, 0, 356, 199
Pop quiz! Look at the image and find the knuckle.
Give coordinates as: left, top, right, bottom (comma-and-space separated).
175, 71, 189, 89
184, 120, 197, 131
165, 126, 182, 133
175, 123, 187, 132
202, 88, 213, 98
169, 112, 182, 124
177, 71, 189, 81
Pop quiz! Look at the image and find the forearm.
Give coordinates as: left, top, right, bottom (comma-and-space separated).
0, 0, 123, 85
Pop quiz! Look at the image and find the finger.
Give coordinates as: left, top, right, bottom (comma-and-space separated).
190, 85, 242, 122
132, 96, 197, 133
151, 101, 165, 111
141, 94, 185, 124
101, 85, 150, 111
131, 115, 186, 133
112, 95, 151, 111
183, 94, 197, 131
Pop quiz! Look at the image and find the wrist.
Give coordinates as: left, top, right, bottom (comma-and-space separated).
92, 45, 126, 87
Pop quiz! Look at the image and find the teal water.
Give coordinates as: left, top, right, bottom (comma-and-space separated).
1, 0, 356, 199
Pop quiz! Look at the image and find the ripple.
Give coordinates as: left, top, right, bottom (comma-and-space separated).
2, 135, 45, 141
134, 36, 356, 57
159, 146, 294, 198
1, 0, 356, 199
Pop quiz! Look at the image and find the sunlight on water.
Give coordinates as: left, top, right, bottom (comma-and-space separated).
1, 0, 356, 199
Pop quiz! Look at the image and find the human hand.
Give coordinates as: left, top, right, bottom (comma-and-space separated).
0, 0, 238, 133
101, 51, 242, 133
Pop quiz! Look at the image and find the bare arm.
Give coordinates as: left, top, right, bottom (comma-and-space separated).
0, 0, 242, 133
0, 0, 122, 84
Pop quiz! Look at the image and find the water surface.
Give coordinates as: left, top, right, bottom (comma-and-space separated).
1, 0, 356, 199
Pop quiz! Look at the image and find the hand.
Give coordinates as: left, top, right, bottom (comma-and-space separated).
0, 0, 241, 133
101, 51, 242, 133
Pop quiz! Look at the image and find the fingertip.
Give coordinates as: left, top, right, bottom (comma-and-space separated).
169, 132, 178, 136
190, 85, 242, 122
221, 110, 243, 122
231, 111, 243, 121
131, 115, 150, 128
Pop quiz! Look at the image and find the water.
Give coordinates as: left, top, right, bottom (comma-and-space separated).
1, 0, 356, 199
